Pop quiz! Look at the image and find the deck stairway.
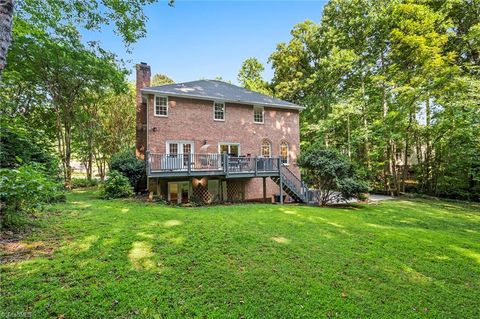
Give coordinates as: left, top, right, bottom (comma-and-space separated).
271, 165, 307, 203
147, 152, 309, 203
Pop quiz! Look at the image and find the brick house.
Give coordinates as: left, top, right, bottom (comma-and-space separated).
136, 63, 307, 204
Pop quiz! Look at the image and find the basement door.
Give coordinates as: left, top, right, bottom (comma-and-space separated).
168, 181, 190, 204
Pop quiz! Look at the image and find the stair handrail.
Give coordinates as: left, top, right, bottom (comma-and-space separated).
280, 165, 306, 200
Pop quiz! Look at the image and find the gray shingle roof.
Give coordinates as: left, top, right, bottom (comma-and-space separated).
140, 80, 303, 110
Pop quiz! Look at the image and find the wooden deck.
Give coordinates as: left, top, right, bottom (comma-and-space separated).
146, 152, 281, 178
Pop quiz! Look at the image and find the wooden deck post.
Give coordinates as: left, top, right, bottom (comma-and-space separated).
145, 151, 151, 175
263, 177, 267, 203
279, 170, 284, 204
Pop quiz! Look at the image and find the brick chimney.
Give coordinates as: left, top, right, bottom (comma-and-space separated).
136, 62, 151, 160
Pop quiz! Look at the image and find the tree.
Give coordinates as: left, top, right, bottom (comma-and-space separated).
151, 73, 174, 86
268, 0, 479, 200
237, 57, 272, 95
0, 0, 174, 75
4, 24, 127, 187
298, 146, 368, 206
74, 85, 135, 181
109, 149, 145, 192
269, 20, 318, 103
0, 0, 14, 75
76, 87, 136, 181
100, 170, 133, 199
0, 115, 59, 177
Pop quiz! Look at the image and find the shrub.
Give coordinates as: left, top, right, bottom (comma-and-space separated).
72, 178, 99, 189
100, 170, 133, 199
338, 178, 370, 201
0, 164, 64, 229
109, 149, 145, 192
298, 146, 369, 205
0, 116, 60, 179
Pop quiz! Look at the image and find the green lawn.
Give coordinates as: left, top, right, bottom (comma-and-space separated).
1, 189, 480, 318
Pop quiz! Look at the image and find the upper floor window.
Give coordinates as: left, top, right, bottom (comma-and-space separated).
253, 106, 264, 124
280, 141, 289, 165
261, 139, 271, 157
155, 96, 168, 116
214, 102, 225, 121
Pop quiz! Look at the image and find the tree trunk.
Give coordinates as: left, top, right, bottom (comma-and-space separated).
0, 0, 14, 75
94, 151, 106, 181
361, 78, 370, 171
87, 131, 93, 180
64, 123, 72, 188
54, 106, 67, 183
347, 113, 351, 159
380, 50, 391, 193
402, 110, 413, 193
390, 142, 398, 196
425, 97, 432, 194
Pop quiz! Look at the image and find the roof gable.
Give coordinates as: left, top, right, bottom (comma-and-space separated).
140, 80, 303, 110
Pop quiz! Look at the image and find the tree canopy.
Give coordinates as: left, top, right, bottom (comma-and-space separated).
151, 73, 175, 86
1, 0, 139, 187
258, 0, 480, 200
237, 57, 272, 96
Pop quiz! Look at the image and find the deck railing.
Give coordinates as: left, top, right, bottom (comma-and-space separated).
149, 153, 223, 172
147, 152, 281, 176
280, 165, 308, 201
227, 156, 279, 174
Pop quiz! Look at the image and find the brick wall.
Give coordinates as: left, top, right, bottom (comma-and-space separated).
135, 63, 151, 160
145, 95, 301, 201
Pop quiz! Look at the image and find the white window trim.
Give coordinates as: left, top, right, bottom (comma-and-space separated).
213, 101, 225, 122
253, 105, 264, 124
280, 141, 289, 166
154, 95, 168, 117
218, 142, 241, 156
165, 141, 195, 154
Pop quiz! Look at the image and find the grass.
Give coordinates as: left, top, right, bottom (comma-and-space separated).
1, 189, 480, 318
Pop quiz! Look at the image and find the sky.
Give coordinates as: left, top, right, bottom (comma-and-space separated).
81, 0, 327, 84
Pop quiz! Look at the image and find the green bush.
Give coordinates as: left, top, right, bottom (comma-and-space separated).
0, 164, 64, 229
338, 178, 370, 201
109, 149, 145, 192
72, 178, 99, 189
0, 116, 60, 179
298, 146, 369, 205
100, 170, 133, 199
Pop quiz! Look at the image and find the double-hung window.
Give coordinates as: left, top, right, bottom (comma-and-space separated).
214, 102, 225, 121
253, 106, 264, 124
155, 96, 168, 116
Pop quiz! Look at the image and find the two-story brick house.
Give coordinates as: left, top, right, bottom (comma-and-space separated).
136, 63, 306, 204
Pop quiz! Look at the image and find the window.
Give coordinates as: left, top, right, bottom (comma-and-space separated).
155, 96, 168, 116
169, 143, 178, 155
253, 106, 264, 124
183, 143, 191, 155
261, 139, 271, 157
280, 141, 289, 165
219, 143, 240, 156
213, 102, 225, 121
